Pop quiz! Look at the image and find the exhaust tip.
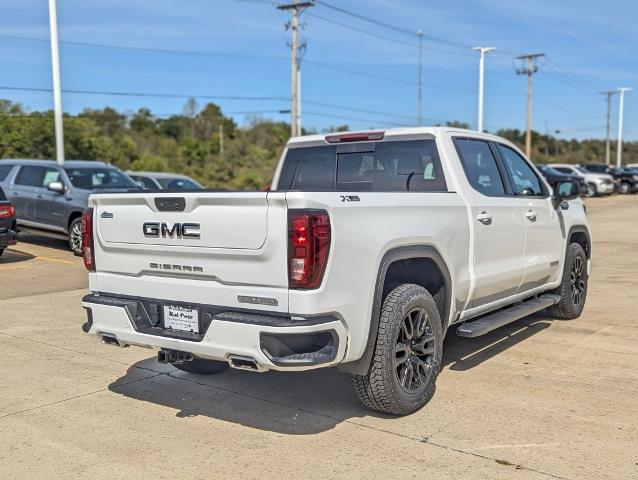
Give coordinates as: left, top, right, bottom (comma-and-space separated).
228, 355, 264, 372
101, 333, 125, 347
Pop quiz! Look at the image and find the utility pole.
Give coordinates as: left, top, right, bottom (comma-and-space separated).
278, 1, 313, 137
616, 87, 632, 167
473, 46, 495, 133
600, 90, 616, 166
417, 30, 424, 126
516, 53, 544, 159
48, 0, 65, 165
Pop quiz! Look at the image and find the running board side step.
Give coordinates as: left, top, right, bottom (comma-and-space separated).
456, 294, 560, 338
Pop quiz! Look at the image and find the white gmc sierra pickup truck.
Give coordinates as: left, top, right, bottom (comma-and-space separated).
81, 127, 591, 415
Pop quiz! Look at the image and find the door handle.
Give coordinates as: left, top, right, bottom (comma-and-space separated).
476, 211, 493, 224
525, 210, 537, 221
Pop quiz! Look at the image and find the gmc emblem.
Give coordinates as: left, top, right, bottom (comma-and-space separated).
143, 222, 201, 239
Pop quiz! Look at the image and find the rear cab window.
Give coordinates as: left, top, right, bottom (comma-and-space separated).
278, 139, 447, 192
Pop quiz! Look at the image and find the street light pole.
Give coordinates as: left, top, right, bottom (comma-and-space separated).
616, 87, 632, 168
48, 0, 65, 165
473, 47, 495, 132
417, 30, 424, 126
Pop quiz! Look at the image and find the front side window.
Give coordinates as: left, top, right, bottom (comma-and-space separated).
64, 167, 137, 190
278, 139, 446, 192
496, 144, 544, 196
454, 138, 506, 196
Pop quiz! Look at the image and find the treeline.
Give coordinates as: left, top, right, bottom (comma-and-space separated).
1, 100, 636, 189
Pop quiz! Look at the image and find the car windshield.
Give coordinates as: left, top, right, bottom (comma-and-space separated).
583, 165, 608, 173
575, 166, 589, 174
156, 177, 201, 189
64, 167, 138, 190
542, 166, 564, 175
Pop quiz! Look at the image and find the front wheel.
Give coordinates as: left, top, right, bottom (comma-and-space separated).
351, 284, 443, 416
68, 217, 83, 256
586, 183, 596, 197
547, 243, 588, 320
618, 181, 631, 194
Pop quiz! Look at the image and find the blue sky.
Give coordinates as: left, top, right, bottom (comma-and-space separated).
1, 0, 637, 141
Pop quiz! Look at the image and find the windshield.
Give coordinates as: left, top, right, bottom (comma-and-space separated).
575, 166, 589, 174
542, 166, 564, 176
64, 167, 138, 190
156, 177, 202, 189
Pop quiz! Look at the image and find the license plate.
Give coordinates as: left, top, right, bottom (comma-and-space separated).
163, 305, 199, 333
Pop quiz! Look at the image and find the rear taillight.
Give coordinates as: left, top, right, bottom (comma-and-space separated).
0, 204, 15, 219
81, 208, 95, 272
288, 210, 331, 289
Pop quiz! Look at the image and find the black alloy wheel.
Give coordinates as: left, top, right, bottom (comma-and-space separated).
395, 307, 436, 393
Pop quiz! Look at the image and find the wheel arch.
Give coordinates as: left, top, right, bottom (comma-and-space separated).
567, 225, 591, 259
67, 210, 84, 232
339, 244, 453, 376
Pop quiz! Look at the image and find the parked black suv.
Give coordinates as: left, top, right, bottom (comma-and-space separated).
0, 186, 18, 256
535, 164, 587, 196
581, 163, 638, 194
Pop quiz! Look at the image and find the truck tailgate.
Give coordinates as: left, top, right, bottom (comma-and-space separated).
89, 191, 289, 312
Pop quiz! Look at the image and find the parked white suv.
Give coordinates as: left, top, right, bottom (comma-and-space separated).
81, 128, 591, 415
551, 163, 614, 196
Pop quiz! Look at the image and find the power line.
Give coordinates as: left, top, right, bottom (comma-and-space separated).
305, 12, 418, 47
314, 0, 472, 50
0, 85, 419, 121
0, 85, 288, 101
544, 56, 605, 91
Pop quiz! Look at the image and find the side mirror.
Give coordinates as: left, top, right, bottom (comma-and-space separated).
552, 180, 579, 207
47, 181, 65, 194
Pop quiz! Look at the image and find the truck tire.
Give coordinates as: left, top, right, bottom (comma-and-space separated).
547, 243, 588, 320
351, 284, 443, 416
173, 357, 229, 375
68, 217, 83, 256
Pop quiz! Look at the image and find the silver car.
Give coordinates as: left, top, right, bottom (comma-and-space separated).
0, 159, 139, 255
127, 171, 203, 190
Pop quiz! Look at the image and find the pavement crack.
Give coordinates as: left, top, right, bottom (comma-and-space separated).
161, 372, 571, 480
0, 372, 165, 421
0, 330, 165, 374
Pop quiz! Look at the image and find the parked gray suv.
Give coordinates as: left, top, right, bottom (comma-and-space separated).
0, 160, 139, 255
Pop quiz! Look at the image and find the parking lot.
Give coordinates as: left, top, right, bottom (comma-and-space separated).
0, 195, 636, 480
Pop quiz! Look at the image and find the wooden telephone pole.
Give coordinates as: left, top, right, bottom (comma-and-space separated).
516, 53, 544, 159
277, 1, 314, 137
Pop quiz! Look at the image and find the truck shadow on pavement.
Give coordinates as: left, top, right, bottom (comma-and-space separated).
108, 312, 553, 434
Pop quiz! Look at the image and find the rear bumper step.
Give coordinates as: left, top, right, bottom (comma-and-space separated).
456, 294, 560, 338
81, 293, 347, 372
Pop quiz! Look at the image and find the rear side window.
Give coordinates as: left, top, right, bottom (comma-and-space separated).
0, 165, 14, 182
278, 139, 446, 192
15, 166, 60, 188
454, 138, 506, 196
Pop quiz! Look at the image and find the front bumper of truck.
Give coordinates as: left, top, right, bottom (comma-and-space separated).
81, 293, 347, 372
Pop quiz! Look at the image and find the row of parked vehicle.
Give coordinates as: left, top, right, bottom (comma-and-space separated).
536, 163, 638, 197
0, 157, 634, 258
0, 159, 203, 255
